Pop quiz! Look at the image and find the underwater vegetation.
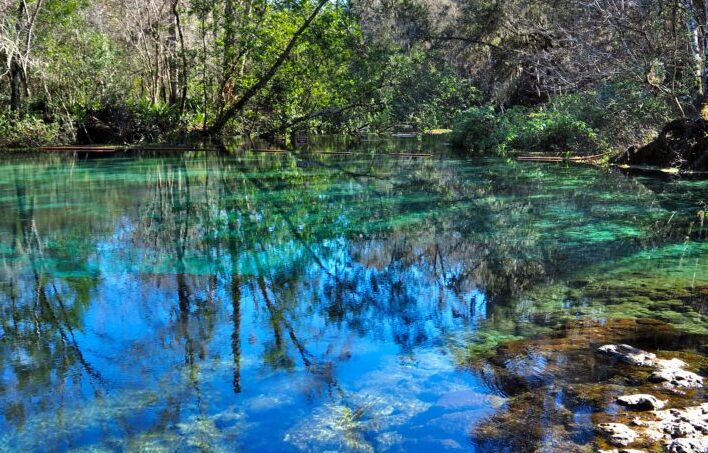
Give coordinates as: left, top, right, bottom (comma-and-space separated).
467, 319, 706, 452
0, 143, 705, 451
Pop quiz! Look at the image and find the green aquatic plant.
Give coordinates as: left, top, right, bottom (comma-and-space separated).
176, 416, 224, 452
285, 401, 376, 453
452, 330, 525, 362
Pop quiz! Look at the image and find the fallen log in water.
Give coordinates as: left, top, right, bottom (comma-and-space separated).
38, 145, 222, 154
249, 148, 291, 153
517, 152, 607, 163
297, 150, 432, 157
131, 147, 220, 152
39, 146, 122, 153
517, 153, 708, 176
386, 152, 432, 157
32, 146, 432, 158
612, 164, 708, 176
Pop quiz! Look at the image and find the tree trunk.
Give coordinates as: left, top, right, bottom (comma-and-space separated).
684, 0, 704, 98
239, 1, 254, 78
10, 58, 23, 112
172, 0, 188, 114
217, 0, 238, 114
206, 0, 329, 135
168, 11, 178, 105
700, 0, 708, 119
9, 0, 27, 112
153, 30, 162, 105
679, 0, 708, 118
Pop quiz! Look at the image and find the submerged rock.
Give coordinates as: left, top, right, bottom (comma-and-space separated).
666, 437, 708, 453
435, 389, 505, 410
616, 404, 708, 452
613, 118, 708, 171
598, 344, 658, 367
597, 423, 638, 446
648, 368, 704, 389
617, 394, 666, 411
598, 344, 704, 390
468, 319, 707, 452
471, 392, 586, 452
598, 449, 646, 453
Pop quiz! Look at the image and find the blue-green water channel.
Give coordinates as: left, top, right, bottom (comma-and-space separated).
0, 138, 705, 452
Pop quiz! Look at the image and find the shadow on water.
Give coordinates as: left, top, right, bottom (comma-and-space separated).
0, 137, 705, 451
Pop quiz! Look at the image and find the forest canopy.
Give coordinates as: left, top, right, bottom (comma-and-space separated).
2, 0, 708, 151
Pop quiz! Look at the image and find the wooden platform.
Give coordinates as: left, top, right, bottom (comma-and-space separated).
37, 145, 221, 154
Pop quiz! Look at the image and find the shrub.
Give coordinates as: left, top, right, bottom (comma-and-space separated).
451, 105, 607, 155
452, 79, 677, 156
545, 80, 674, 150
78, 99, 185, 144
0, 113, 66, 148
450, 105, 504, 152
508, 110, 607, 155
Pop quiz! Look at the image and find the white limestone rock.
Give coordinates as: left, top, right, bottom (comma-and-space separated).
649, 368, 703, 389
617, 394, 667, 411
597, 344, 657, 367
665, 437, 708, 453
598, 423, 639, 446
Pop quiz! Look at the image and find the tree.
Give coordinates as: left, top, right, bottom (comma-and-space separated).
0, 0, 45, 112
206, 0, 330, 134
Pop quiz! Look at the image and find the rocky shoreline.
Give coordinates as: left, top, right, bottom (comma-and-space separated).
468, 319, 707, 452
596, 344, 706, 453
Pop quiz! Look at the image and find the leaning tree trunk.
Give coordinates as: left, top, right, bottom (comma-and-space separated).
205, 0, 329, 135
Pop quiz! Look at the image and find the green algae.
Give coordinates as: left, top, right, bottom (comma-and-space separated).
468, 237, 708, 344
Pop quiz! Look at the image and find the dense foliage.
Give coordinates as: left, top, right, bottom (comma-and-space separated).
0, 0, 473, 145
451, 81, 675, 155
0, 0, 707, 152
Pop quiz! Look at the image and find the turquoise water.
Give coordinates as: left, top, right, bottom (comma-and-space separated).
0, 139, 705, 452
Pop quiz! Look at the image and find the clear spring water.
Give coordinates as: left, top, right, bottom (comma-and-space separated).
0, 138, 705, 452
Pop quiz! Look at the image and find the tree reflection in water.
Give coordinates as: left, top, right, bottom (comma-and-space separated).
0, 142, 705, 451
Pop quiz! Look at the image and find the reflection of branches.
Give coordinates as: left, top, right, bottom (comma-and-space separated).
223, 154, 485, 344
138, 158, 216, 395
293, 153, 391, 182
257, 276, 313, 368
224, 163, 334, 277
40, 275, 105, 387
138, 157, 217, 273
248, 241, 344, 390
231, 274, 242, 394
13, 176, 105, 389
